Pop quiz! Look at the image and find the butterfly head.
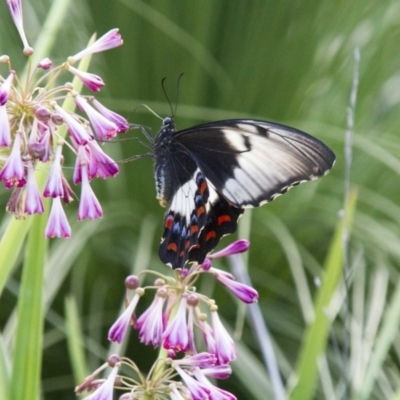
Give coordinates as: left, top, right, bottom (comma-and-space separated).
162, 116, 174, 130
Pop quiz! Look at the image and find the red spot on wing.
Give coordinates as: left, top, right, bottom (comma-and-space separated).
217, 215, 231, 225
205, 230, 217, 242
199, 181, 207, 195
190, 225, 199, 235
165, 215, 174, 230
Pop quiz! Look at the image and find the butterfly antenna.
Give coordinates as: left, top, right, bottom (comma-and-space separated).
161, 77, 175, 117
173, 73, 185, 117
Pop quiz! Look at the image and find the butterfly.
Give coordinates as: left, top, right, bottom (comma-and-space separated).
152, 117, 335, 269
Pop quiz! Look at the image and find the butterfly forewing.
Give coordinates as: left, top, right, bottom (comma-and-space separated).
177, 120, 335, 207
153, 118, 335, 269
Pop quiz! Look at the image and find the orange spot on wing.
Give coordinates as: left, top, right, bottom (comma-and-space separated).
167, 243, 178, 252
199, 181, 207, 195
197, 206, 205, 216
205, 231, 217, 241
190, 225, 199, 234
218, 215, 231, 225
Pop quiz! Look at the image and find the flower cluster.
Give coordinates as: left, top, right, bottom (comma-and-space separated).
77, 240, 259, 400
0, 0, 128, 237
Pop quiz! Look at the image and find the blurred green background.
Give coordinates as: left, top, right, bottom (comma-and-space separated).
2, 0, 400, 399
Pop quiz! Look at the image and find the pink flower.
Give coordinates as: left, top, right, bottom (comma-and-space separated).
6, 0, 32, 54
207, 239, 250, 260
68, 66, 105, 92
0, 105, 11, 147
69, 29, 123, 62
211, 268, 259, 304
136, 292, 166, 347
201, 364, 232, 380
108, 293, 141, 343
77, 164, 103, 220
173, 353, 217, 369
163, 296, 189, 352
24, 160, 44, 214
0, 132, 26, 188
82, 365, 118, 400
174, 366, 210, 400
192, 368, 237, 400
211, 310, 236, 364
45, 197, 71, 238
197, 316, 216, 355
90, 98, 129, 133
28, 121, 53, 162
75, 95, 118, 141
0, 71, 16, 105
44, 145, 64, 198
86, 140, 119, 179
37, 58, 52, 69
54, 105, 93, 145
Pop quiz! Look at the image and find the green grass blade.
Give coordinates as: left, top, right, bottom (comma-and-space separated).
356, 277, 400, 400
65, 296, 89, 386
289, 189, 357, 400
0, 335, 10, 400
10, 213, 48, 400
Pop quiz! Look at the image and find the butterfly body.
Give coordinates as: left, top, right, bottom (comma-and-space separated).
153, 118, 335, 269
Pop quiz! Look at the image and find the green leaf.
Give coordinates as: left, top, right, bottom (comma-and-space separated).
289, 189, 357, 400
10, 213, 48, 400
65, 296, 89, 386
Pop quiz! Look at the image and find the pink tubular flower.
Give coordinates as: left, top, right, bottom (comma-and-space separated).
211, 268, 259, 304
24, 161, 44, 215
211, 310, 236, 364
207, 239, 250, 260
0, 105, 11, 147
78, 164, 103, 220
0, 132, 26, 188
197, 314, 216, 355
43, 145, 64, 198
86, 140, 119, 179
0, 71, 16, 105
108, 293, 141, 343
90, 98, 129, 133
69, 29, 123, 62
163, 296, 189, 352
45, 197, 71, 238
75, 95, 118, 141
6, 0, 32, 54
54, 105, 93, 145
174, 366, 211, 400
82, 365, 118, 400
173, 353, 217, 369
136, 292, 166, 347
68, 65, 105, 92
192, 368, 237, 400
201, 364, 232, 380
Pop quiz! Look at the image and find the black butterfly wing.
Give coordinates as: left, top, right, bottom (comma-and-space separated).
155, 118, 335, 268
175, 119, 336, 208
154, 141, 210, 269
188, 187, 244, 264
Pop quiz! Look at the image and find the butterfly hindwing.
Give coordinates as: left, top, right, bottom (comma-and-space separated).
188, 186, 244, 264
154, 117, 336, 269
159, 170, 209, 269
